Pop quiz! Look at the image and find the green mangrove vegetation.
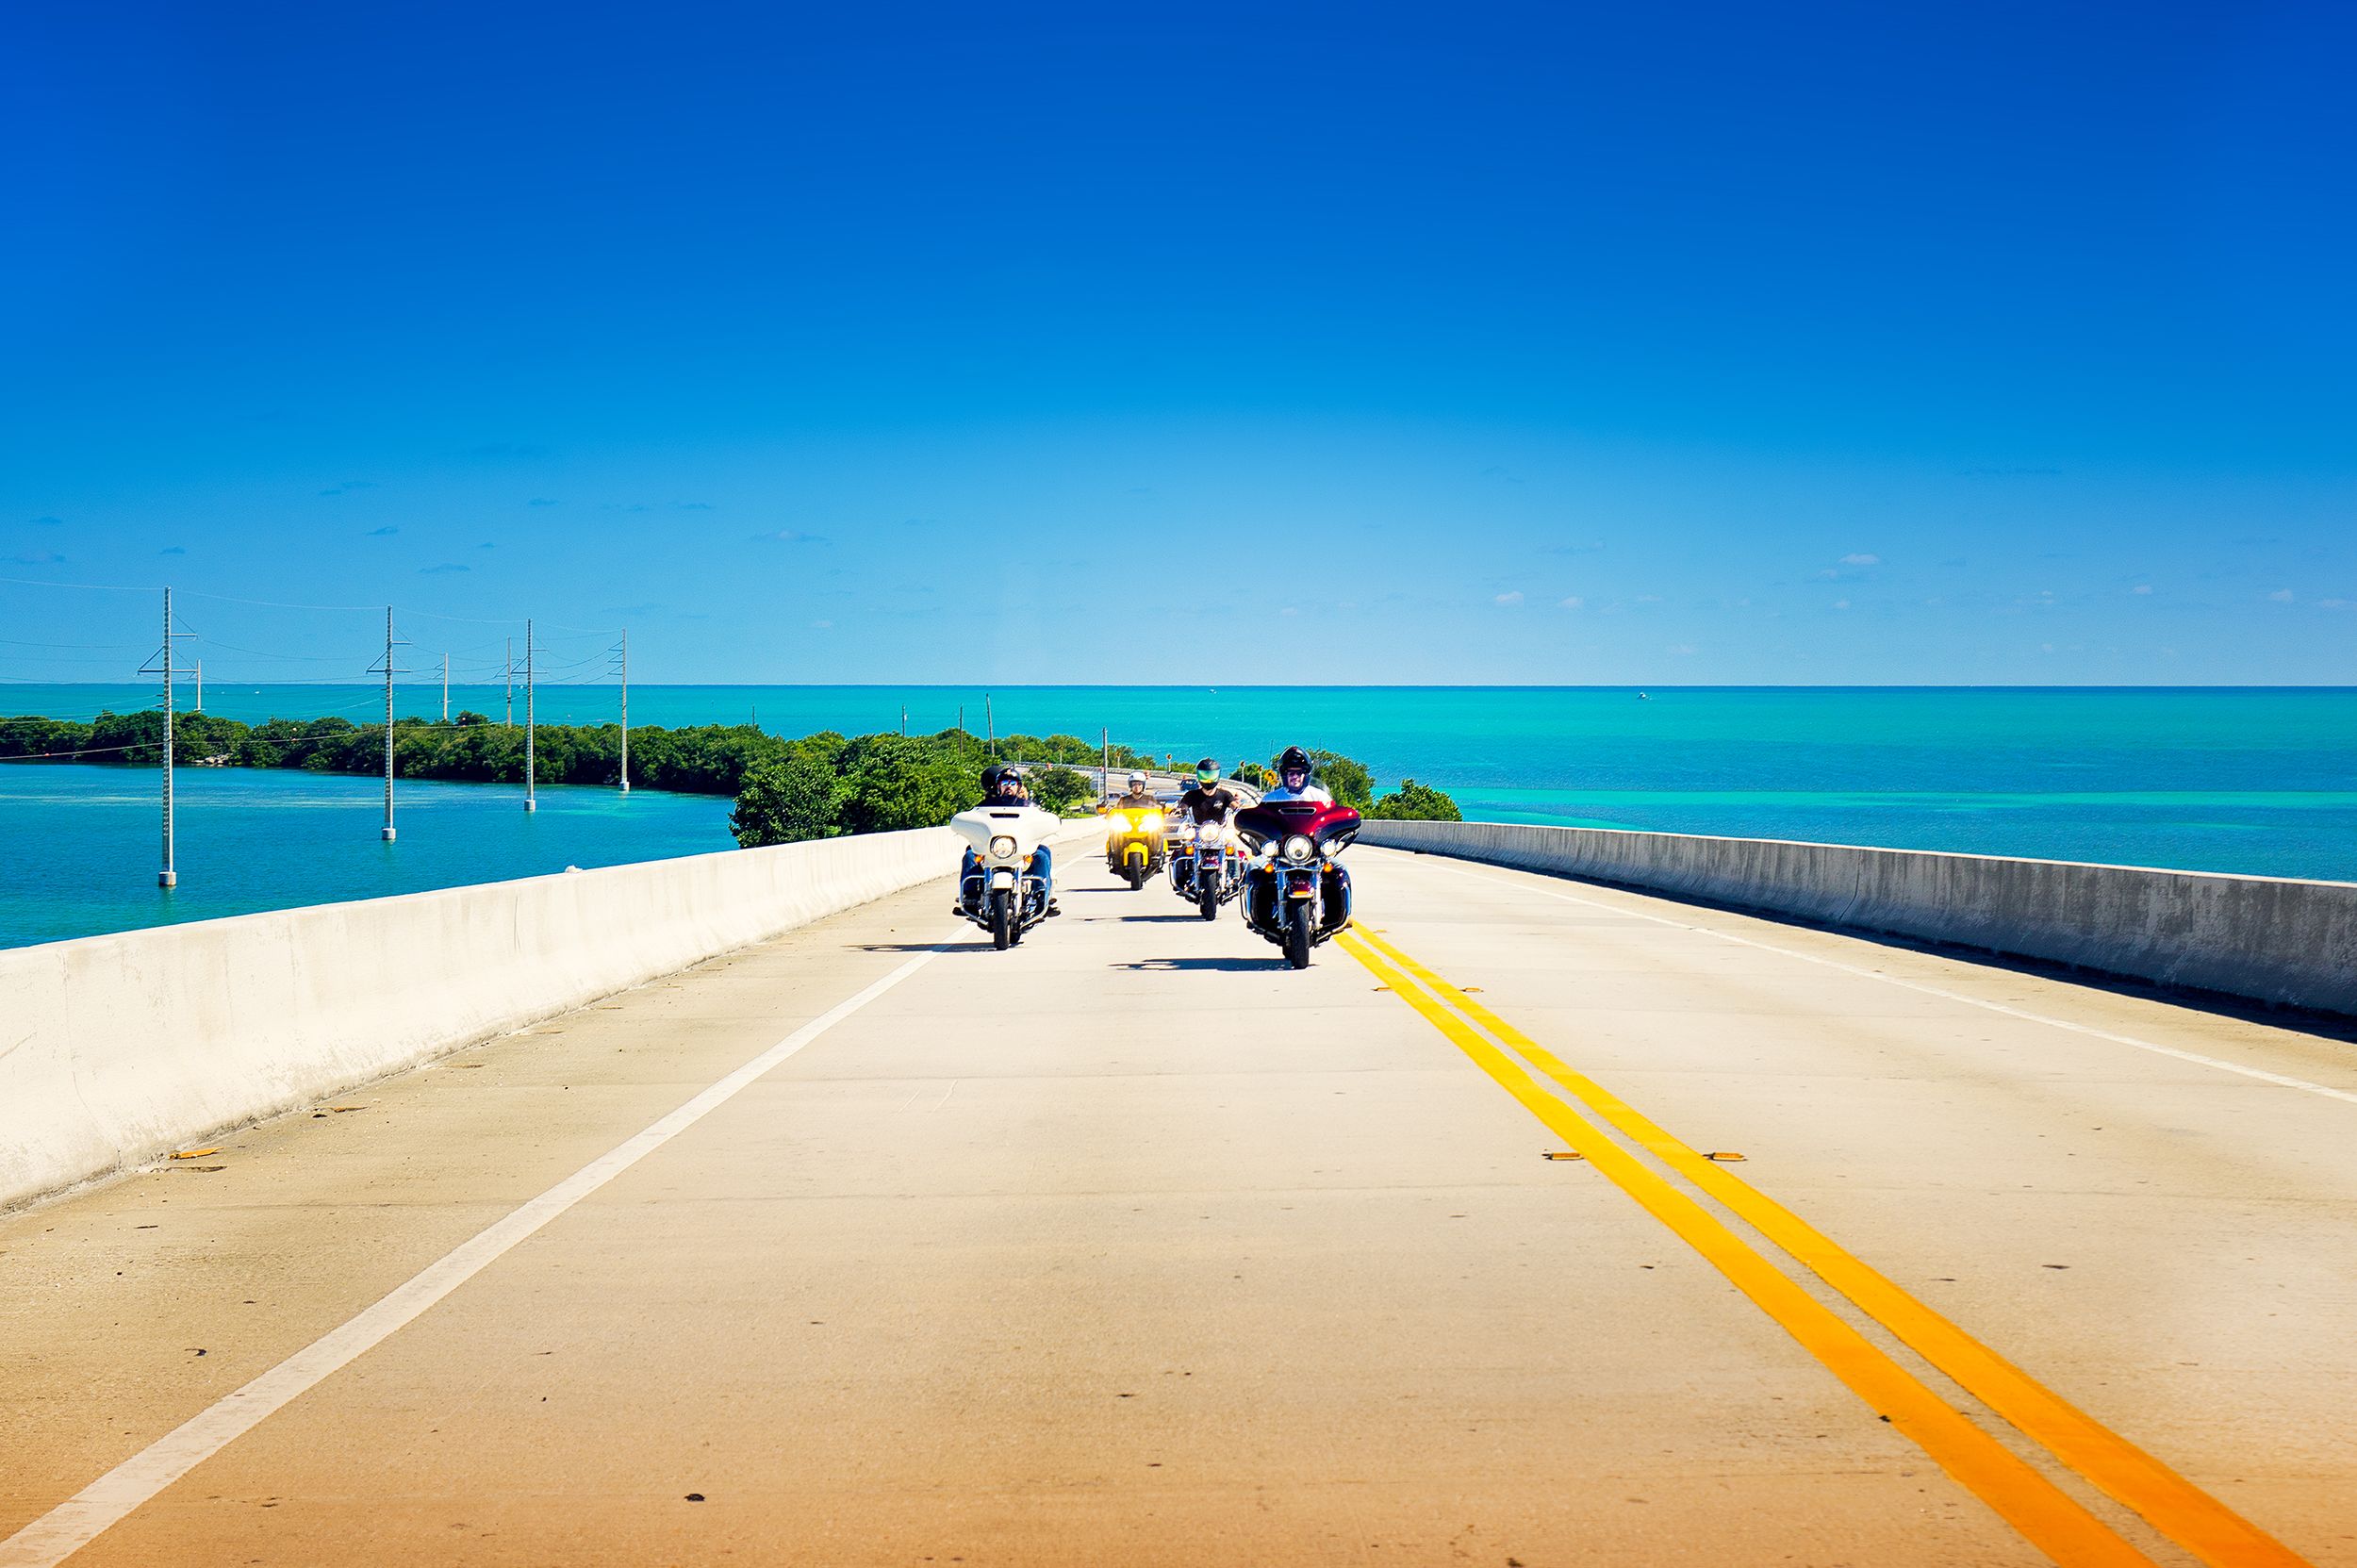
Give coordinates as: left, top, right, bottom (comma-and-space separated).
0, 709, 1463, 843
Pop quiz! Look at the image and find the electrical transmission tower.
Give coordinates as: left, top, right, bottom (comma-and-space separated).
523, 619, 537, 813
609, 630, 630, 795
138, 587, 195, 888
368, 607, 411, 841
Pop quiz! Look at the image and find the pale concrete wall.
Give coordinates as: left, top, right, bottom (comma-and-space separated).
1360, 819, 2357, 1017
1, 821, 1093, 1213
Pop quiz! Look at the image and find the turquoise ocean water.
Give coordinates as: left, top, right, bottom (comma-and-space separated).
4, 685, 2353, 949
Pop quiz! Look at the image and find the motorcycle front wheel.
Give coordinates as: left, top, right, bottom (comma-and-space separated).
1283, 900, 1313, 969
990, 889, 1014, 950
1198, 883, 1218, 920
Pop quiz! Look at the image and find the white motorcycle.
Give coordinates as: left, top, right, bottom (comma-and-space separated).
1168, 818, 1244, 920
950, 803, 1060, 949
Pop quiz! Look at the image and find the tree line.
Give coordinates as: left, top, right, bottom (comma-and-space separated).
0, 709, 1146, 796
0, 710, 1461, 836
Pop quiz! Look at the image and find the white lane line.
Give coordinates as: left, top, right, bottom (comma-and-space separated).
0, 951, 939, 1568
1396, 854, 2357, 1108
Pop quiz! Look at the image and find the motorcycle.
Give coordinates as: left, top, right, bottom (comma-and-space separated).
1103, 801, 1165, 890
950, 802, 1060, 949
1168, 818, 1244, 919
1232, 800, 1361, 968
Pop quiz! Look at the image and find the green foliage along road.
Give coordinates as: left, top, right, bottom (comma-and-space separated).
3, 708, 794, 791
1, 709, 1463, 837
1366, 779, 1464, 821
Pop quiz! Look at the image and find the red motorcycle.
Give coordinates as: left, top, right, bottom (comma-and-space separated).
1232, 799, 1360, 968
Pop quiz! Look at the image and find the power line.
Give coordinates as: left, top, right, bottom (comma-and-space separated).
0, 741, 168, 762
0, 574, 157, 592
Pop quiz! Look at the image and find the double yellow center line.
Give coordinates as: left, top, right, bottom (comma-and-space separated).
1336, 924, 2309, 1568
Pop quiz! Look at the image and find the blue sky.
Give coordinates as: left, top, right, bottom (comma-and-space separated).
4, 0, 2354, 685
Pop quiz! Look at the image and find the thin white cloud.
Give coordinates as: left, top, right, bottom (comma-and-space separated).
1493, 590, 1524, 606
1558, 595, 1584, 610
2131, 584, 2153, 595
1839, 553, 1880, 567
2268, 588, 2295, 602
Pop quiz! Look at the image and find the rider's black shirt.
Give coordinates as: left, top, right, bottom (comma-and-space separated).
1175, 784, 1238, 825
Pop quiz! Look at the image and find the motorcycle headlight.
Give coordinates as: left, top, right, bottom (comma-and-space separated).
989, 834, 1017, 858
1283, 834, 1314, 863
1321, 839, 1340, 858
1141, 811, 1162, 829
1201, 825, 1223, 845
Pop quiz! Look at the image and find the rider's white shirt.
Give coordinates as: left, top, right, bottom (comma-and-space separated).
1260, 783, 1332, 803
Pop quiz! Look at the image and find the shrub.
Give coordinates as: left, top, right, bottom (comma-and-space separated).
1030, 765, 1096, 814
837, 734, 981, 834
1367, 779, 1462, 821
731, 746, 847, 847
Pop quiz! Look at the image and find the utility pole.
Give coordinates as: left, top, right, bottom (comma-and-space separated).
370, 606, 406, 842
900, 704, 907, 737
986, 693, 995, 760
440, 654, 449, 721
504, 636, 514, 726
613, 629, 630, 795
957, 704, 964, 740
193, 660, 203, 714
147, 587, 179, 887
1102, 727, 1110, 800
523, 619, 537, 813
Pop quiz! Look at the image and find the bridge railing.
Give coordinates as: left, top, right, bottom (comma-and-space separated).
0, 817, 1100, 1214
1361, 817, 2357, 1018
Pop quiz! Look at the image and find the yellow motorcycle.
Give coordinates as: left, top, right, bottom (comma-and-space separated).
1102, 801, 1166, 890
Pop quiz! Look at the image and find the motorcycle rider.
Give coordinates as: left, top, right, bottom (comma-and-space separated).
1113, 771, 1158, 811
962, 765, 1057, 914
1261, 746, 1332, 803
1174, 757, 1239, 826
1173, 758, 1240, 899
1246, 746, 1351, 933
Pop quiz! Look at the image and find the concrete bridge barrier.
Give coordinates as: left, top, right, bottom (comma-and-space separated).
0, 821, 1095, 1214
1360, 819, 2357, 1018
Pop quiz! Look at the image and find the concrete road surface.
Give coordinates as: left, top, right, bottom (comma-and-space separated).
5, 843, 2354, 1566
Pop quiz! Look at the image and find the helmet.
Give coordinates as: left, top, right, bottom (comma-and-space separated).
1128, 772, 1147, 792
1195, 756, 1219, 783
979, 764, 1004, 793
1277, 746, 1311, 775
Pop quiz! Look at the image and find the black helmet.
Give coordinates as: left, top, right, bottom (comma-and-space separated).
1194, 756, 1219, 784
980, 764, 1005, 793
1277, 746, 1311, 774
